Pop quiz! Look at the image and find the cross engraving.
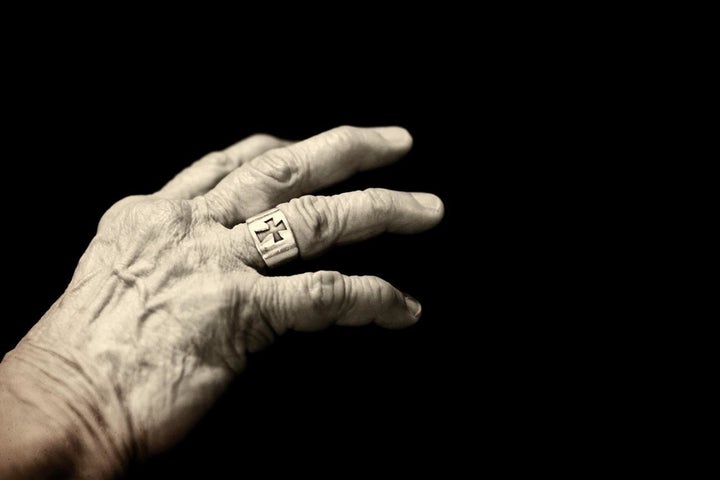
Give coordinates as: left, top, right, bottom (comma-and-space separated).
255, 218, 287, 244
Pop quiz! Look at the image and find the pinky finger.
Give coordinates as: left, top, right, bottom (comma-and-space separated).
253, 271, 422, 334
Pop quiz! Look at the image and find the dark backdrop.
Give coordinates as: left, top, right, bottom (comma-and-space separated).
1, 40, 606, 474
1, 68, 499, 476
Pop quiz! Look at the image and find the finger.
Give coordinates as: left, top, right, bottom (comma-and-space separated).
230, 188, 444, 270
157, 134, 291, 199
204, 125, 413, 226
252, 271, 422, 333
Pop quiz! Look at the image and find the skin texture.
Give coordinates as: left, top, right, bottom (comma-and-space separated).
0, 126, 444, 479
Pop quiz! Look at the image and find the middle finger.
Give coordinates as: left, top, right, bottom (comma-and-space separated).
203, 125, 413, 227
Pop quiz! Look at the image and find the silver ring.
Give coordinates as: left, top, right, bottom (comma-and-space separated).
246, 208, 299, 268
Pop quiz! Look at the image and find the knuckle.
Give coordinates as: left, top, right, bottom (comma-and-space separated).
363, 188, 395, 214
201, 150, 235, 169
246, 149, 300, 186
354, 277, 394, 320
325, 125, 360, 147
365, 276, 388, 306
358, 276, 401, 314
98, 195, 145, 229
245, 133, 279, 145
373, 277, 401, 309
131, 198, 182, 223
289, 195, 338, 241
306, 271, 347, 313
227, 223, 263, 267
107, 197, 193, 235
246, 278, 284, 346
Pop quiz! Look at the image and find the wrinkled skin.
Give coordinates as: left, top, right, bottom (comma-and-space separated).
0, 126, 443, 478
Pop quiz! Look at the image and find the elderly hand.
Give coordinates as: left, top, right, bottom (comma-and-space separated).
0, 126, 443, 478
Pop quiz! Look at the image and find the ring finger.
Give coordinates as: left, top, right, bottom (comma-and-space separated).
227, 188, 444, 271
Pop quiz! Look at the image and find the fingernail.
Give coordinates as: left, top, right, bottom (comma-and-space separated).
374, 126, 413, 147
404, 294, 422, 321
411, 192, 444, 212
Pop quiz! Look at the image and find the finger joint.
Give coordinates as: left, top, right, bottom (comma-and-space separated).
306, 271, 348, 316
289, 195, 339, 245
202, 151, 235, 169
363, 188, 395, 216
245, 149, 301, 188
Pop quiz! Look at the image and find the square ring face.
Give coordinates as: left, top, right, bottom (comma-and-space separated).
247, 208, 299, 267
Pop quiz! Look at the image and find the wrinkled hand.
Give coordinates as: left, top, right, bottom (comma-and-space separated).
0, 126, 443, 477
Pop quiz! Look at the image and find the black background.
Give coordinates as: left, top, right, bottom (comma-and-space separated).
0, 56, 499, 476
0, 30, 609, 475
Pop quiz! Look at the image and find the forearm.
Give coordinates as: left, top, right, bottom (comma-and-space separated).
0, 340, 133, 479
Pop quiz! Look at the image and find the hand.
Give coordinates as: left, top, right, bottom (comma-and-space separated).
0, 126, 443, 478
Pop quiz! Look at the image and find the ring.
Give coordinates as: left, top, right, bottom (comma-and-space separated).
246, 208, 299, 268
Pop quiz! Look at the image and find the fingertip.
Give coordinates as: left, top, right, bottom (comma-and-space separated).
404, 294, 422, 322
374, 293, 422, 330
409, 192, 442, 211
410, 192, 445, 225
373, 126, 413, 149
376, 191, 444, 234
432, 195, 445, 222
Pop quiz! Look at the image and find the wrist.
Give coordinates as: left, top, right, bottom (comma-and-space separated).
0, 339, 136, 479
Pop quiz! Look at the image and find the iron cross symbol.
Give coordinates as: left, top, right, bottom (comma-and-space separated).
256, 218, 288, 244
